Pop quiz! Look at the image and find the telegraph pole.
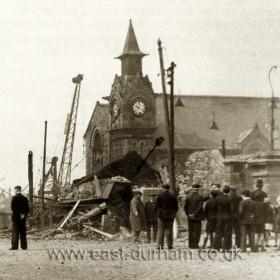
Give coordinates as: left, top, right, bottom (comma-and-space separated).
268, 66, 277, 151
41, 121, 47, 227
28, 151, 33, 216
157, 39, 176, 195
167, 62, 176, 195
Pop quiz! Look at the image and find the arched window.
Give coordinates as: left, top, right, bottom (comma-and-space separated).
139, 141, 145, 157
91, 129, 103, 172
133, 142, 137, 151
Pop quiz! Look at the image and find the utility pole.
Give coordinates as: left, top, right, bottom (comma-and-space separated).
52, 157, 58, 201
28, 151, 33, 216
268, 66, 277, 151
167, 62, 176, 195
41, 121, 47, 227
157, 39, 176, 195
222, 140, 226, 158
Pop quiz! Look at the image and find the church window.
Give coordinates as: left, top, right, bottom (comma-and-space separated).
133, 142, 137, 151
91, 130, 103, 172
139, 141, 145, 156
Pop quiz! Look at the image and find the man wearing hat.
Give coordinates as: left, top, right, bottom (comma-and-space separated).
184, 184, 204, 249
155, 184, 178, 249
213, 185, 233, 252
251, 178, 267, 203
10, 186, 30, 250
144, 194, 158, 243
130, 189, 146, 243
229, 186, 242, 248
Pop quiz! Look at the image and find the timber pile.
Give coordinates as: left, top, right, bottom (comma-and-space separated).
25, 199, 132, 241
26, 201, 110, 240
13, 175, 134, 241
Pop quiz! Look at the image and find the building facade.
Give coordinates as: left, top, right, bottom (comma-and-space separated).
84, 21, 279, 179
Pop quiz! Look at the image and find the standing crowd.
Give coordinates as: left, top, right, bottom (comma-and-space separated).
129, 178, 280, 252
9, 179, 280, 253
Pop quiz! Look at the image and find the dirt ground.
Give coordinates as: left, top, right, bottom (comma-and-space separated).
0, 236, 280, 280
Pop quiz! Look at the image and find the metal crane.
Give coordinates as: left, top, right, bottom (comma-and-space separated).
57, 74, 83, 193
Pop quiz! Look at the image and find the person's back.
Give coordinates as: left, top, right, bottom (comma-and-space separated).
145, 200, 157, 223
251, 178, 267, 203
230, 191, 242, 219
184, 192, 204, 220
216, 195, 232, 220
239, 198, 256, 225
239, 190, 257, 252
204, 197, 217, 221
255, 200, 265, 225
156, 190, 178, 219
263, 202, 274, 224
155, 184, 178, 250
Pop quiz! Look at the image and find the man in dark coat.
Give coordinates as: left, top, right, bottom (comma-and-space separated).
10, 186, 30, 250
144, 194, 158, 243
184, 184, 204, 249
239, 190, 257, 252
230, 186, 242, 248
253, 193, 265, 251
130, 190, 146, 243
251, 178, 267, 202
203, 190, 218, 249
213, 185, 233, 251
155, 184, 178, 249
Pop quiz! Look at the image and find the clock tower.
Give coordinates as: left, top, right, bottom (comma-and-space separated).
109, 20, 156, 162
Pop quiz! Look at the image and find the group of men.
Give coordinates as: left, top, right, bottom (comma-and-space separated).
130, 184, 178, 249
184, 178, 274, 252
9, 178, 279, 253
130, 178, 280, 252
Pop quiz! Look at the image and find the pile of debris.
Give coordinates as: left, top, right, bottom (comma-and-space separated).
23, 175, 134, 241
177, 149, 225, 196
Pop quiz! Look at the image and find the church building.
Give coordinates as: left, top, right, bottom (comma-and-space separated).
84, 20, 279, 180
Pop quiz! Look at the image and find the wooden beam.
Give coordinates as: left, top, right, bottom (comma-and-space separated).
58, 199, 81, 229
83, 225, 113, 238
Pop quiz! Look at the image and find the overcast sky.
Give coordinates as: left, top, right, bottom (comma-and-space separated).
1, 0, 280, 191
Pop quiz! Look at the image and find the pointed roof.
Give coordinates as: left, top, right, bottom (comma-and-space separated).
116, 20, 147, 59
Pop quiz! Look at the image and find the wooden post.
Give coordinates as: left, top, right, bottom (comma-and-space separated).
41, 121, 47, 227
52, 157, 58, 200
268, 66, 277, 151
222, 139, 226, 158
28, 151, 33, 215
158, 39, 176, 195
167, 62, 176, 195
49, 205, 53, 228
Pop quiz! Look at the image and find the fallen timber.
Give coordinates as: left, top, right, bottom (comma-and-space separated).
28, 176, 133, 239
27, 151, 162, 240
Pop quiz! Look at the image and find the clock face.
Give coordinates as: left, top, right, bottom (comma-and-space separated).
112, 102, 119, 117
133, 101, 145, 116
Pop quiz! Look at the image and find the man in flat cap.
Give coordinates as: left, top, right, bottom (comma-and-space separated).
144, 194, 158, 243
130, 189, 146, 243
184, 184, 204, 249
155, 184, 178, 249
213, 185, 233, 252
10, 186, 30, 250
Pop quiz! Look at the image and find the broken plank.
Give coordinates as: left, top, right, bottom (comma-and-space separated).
83, 225, 113, 238
58, 199, 81, 229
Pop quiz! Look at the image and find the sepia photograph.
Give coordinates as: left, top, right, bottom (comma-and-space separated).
0, 1, 280, 279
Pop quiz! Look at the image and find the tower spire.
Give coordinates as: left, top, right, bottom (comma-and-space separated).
116, 20, 148, 76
